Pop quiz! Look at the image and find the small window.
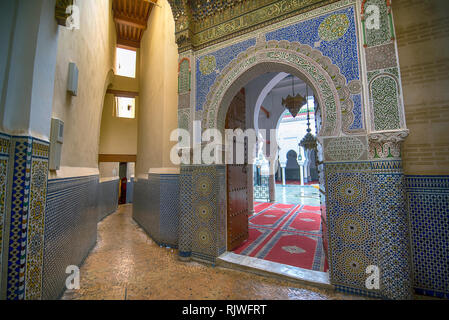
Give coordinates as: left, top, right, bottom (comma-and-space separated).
116, 47, 136, 78
115, 97, 135, 119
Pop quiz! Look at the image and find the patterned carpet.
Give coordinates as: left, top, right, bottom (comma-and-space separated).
233, 202, 328, 272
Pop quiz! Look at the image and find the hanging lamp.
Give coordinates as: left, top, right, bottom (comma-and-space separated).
282, 76, 307, 118
299, 84, 317, 151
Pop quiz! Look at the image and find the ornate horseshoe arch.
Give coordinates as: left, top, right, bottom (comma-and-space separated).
201, 39, 362, 137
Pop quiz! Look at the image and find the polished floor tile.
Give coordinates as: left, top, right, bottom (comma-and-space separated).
275, 184, 321, 206
62, 204, 364, 300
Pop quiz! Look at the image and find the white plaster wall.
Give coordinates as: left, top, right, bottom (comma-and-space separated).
99, 72, 139, 156
137, 0, 178, 176
51, 0, 116, 173
0, 0, 59, 139
0, 0, 18, 125
99, 162, 119, 180
244, 73, 279, 129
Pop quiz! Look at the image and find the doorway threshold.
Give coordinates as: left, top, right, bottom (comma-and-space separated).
217, 252, 332, 290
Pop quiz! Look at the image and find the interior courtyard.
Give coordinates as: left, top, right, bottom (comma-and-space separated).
0, 0, 448, 301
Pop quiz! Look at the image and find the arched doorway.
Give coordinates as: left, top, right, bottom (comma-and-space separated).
179, 40, 345, 259
223, 69, 329, 276
178, 39, 411, 300
204, 42, 343, 262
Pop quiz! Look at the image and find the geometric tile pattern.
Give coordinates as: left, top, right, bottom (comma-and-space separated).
325, 165, 380, 295
179, 167, 193, 258
365, 43, 397, 72
362, 0, 392, 48
178, 165, 226, 264
3, 136, 50, 300
349, 94, 364, 130
0, 133, 11, 296
406, 175, 449, 299
42, 175, 99, 300
203, 41, 347, 137
196, 5, 364, 132
370, 75, 401, 131
126, 178, 134, 204
178, 58, 191, 94
266, 6, 360, 83
133, 176, 160, 243
5, 137, 32, 300
196, 38, 256, 111
98, 179, 119, 222
325, 160, 413, 300
372, 168, 412, 300
133, 174, 180, 248
159, 175, 180, 248
25, 140, 50, 300
265, 5, 363, 132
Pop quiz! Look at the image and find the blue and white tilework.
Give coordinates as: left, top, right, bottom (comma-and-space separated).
178, 165, 226, 264
406, 175, 449, 299
325, 160, 413, 300
350, 94, 363, 130
196, 38, 256, 111
0, 133, 10, 298
42, 175, 99, 300
98, 179, 119, 222
133, 174, 180, 248
266, 6, 360, 83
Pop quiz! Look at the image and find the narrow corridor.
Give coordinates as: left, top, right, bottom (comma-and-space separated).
62, 205, 363, 300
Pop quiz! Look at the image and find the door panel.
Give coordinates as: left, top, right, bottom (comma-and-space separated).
226, 88, 248, 251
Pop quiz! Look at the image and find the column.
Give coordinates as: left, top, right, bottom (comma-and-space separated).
268, 159, 276, 202
269, 174, 276, 202
0, 0, 59, 300
281, 165, 286, 186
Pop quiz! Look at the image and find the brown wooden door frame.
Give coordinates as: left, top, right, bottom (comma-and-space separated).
225, 88, 249, 251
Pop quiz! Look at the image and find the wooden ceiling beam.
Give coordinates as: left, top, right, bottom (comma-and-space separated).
98, 154, 137, 163
112, 0, 154, 48
114, 13, 147, 30
117, 37, 141, 49
107, 89, 139, 98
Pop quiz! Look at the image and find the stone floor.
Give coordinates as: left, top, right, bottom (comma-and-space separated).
62, 204, 365, 300
275, 184, 321, 206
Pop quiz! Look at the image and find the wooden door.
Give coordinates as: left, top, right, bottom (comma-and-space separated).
226, 88, 249, 251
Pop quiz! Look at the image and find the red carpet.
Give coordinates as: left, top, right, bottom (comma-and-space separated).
234, 202, 328, 272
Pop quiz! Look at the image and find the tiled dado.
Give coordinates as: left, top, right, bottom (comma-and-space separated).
179, 165, 226, 264
133, 173, 180, 248
325, 160, 412, 300
406, 175, 449, 299
42, 175, 99, 300
0, 134, 49, 300
126, 178, 134, 204
98, 179, 119, 222
0, 133, 11, 299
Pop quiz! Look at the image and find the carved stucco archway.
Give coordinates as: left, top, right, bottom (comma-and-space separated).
177, 9, 412, 301
201, 39, 363, 137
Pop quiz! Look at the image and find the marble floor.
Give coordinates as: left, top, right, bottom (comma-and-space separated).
275, 184, 321, 206
62, 204, 364, 300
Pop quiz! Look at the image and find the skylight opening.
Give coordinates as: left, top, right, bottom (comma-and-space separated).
115, 97, 136, 119
116, 47, 136, 78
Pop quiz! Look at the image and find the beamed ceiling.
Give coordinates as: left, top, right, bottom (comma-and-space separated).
112, 0, 156, 49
